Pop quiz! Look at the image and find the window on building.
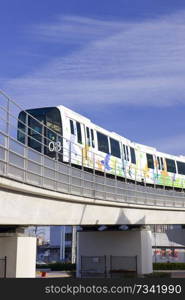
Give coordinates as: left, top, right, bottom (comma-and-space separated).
65, 233, 72, 241
166, 158, 176, 173
146, 153, 154, 169
177, 161, 185, 175
76, 121, 82, 144
70, 120, 74, 135
130, 147, 136, 164
110, 138, 120, 158
97, 131, 109, 153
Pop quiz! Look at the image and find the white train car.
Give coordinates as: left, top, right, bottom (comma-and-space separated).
17, 105, 185, 190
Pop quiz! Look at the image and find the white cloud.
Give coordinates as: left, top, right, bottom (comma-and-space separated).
3, 12, 185, 108
30, 15, 125, 44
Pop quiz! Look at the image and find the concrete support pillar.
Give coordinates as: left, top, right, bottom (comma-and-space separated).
71, 226, 77, 264
140, 226, 153, 274
0, 233, 36, 278
76, 227, 153, 277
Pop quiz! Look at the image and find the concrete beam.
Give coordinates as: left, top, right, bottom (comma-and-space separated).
1, 177, 185, 225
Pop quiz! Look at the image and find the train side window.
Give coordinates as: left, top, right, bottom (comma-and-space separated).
97, 131, 109, 153
91, 129, 95, 148
110, 138, 120, 158
123, 144, 126, 160
126, 146, 129, 161
123, 144, 129, 161
166, 158, 176, 173
130, 147, 136, 164
161, 157, 164, 170
86, 127, 90, 146
70, 120, 74, 135
157, 156, 161, 169
76, 121, 82, 144
146, 153, 154, 169
28, 116, 42, 152
177, 161, 185, 175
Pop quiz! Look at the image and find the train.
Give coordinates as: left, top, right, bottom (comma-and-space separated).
17, 105, 185, 190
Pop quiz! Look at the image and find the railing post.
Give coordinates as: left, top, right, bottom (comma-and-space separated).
4, 256, 7, 278
24, 147, 28, 183
104, 160, 106, 201
69, 141, 72, 166
4, 135, 9, 176
5, 99, 10, 177
134, 165, 137, 185
41, 123, 45, 156
81, 148, 84, 197
25, 112, 29, 147
6, 99, 10, 136
68, 141, 72, 195
125, 163, 127, 183
54, 160, 57, 191
93, 151, 95, 173
93, 152, 96, 199
114, 160, 117, 202
41, 153, 44, 188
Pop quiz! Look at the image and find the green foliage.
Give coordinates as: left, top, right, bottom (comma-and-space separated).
153, 263, 185, 270
145, 272, 171, 278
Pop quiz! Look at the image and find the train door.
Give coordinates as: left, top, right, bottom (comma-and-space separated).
85, 126, 91, 147
68, 119, 84, 166
84, 126, 95, 168
122, 144, 130, 179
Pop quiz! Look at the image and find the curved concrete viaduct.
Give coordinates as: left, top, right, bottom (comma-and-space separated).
1, 176, 185, 225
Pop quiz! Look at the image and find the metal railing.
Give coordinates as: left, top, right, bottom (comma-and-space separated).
0, 256, 7, 278
80, 255, 106, 278
110, 255, 137, 274
1, 90, 185, 209
80, 255, 137, 278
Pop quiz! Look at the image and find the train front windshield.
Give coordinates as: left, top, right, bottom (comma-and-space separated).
18, 107, 63, 159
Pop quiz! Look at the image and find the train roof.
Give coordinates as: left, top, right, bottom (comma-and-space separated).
57, 105, 91, 124
58, 105, 131, 143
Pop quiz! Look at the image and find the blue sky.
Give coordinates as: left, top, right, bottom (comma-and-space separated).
1, 0, 185, 155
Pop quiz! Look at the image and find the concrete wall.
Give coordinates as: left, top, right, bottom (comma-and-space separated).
0, 234, 36, 278
77, 229, 153, 276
